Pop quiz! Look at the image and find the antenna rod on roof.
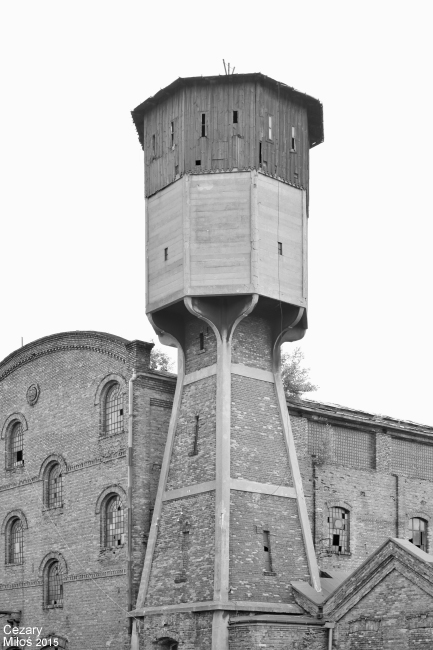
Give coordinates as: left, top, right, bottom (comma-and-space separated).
222, 59, 227, 75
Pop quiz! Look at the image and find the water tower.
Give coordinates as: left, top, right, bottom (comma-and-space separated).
131, 72, 324, 650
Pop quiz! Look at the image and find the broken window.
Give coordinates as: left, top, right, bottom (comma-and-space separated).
104, 383, 123, 435
48, 464, 63, 508
47, 560, 63, 607
409, 517, 427, 552
8, 518, 23, 564
291, 126, 296, 151
9, 422, 24, 468
328, 507, 350, 554
106, 495, 125, 548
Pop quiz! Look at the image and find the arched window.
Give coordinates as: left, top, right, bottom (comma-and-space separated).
7, 518, 23, 564
47, 464, 63, 508
8, 422, 24, 468
409, 517, 427, 552
328, 507, 350, 554
156, 639, 178, 650
46, 560, 63, 607
104, 383, 123, 435
105, 495, 124, 548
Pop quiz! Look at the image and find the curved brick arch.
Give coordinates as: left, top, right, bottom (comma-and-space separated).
1, 509, 29, 535
39, 550, 68, 578
154, 632, 180, 645
39, 453, 67, 480
326, 500, 353, 512
95, 484, 127, 515
1, 412, 28, 440
406, 511, 431, 523
94, 373, 127, 406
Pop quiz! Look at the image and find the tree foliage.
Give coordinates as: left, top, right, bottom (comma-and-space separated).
149, 344, 175, 372
281, 346, 318, 397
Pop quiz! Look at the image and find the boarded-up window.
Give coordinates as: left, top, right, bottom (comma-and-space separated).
391, 438, 433, 479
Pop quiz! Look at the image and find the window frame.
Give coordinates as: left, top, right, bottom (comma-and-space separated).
5, 421, 25, 470
328, 506, 350, 555
103, 382, 124, 437
2, 509, 28, 566
267, 114, 274, 142
40, 552, 67, 610
45, 462, 63, 510
6, 517, 23, 565
105, 494, 125, 549
46, 560, 64, 608
96, 486, 127, 551
409, 516, 428, 552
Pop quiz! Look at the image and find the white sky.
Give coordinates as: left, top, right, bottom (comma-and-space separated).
1, 1, 432, 425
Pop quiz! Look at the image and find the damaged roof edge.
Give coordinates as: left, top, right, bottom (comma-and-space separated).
131, 72, 324, 149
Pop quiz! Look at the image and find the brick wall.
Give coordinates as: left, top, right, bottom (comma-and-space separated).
140, 611, 213, 650
0, 332, 174, 650
231, 375, 293, 486
335, 566, 433, 649
229, 491, 310, 603
144, 492, 215, 607
228, 621, 327, 649
289, 412, 433, 575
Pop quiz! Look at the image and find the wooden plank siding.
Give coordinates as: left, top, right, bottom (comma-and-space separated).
147, 180, 184, 308
146, 172, 306, 312
189, 174, 251, 288
142, 80, 309, 198
256, 175, 306, 307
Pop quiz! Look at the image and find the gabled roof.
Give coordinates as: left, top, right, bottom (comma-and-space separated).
131, 73, 324, 149
292, 538, 433, 620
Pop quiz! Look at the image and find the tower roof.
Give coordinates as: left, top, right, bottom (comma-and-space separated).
131, 72, 324, 149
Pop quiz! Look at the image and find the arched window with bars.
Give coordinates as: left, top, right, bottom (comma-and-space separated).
104, 383, 124, 435
46, 560, 63, 607
409, 517, 428, 552
328, 506, 350, 555
8, 422, 24, 468
7, 518, 23, 564
47, 463, 63, 508
105, 495, 125, 548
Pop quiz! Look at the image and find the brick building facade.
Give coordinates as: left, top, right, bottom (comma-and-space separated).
0, 331, 174, 648
2, 72, 433, 649
1, 330, 433, 649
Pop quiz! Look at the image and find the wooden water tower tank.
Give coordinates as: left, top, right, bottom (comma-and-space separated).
132, 73, 323, 327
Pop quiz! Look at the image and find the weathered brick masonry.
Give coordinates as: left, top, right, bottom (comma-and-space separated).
0, 332, 174, 650
3, 330, 433, 649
